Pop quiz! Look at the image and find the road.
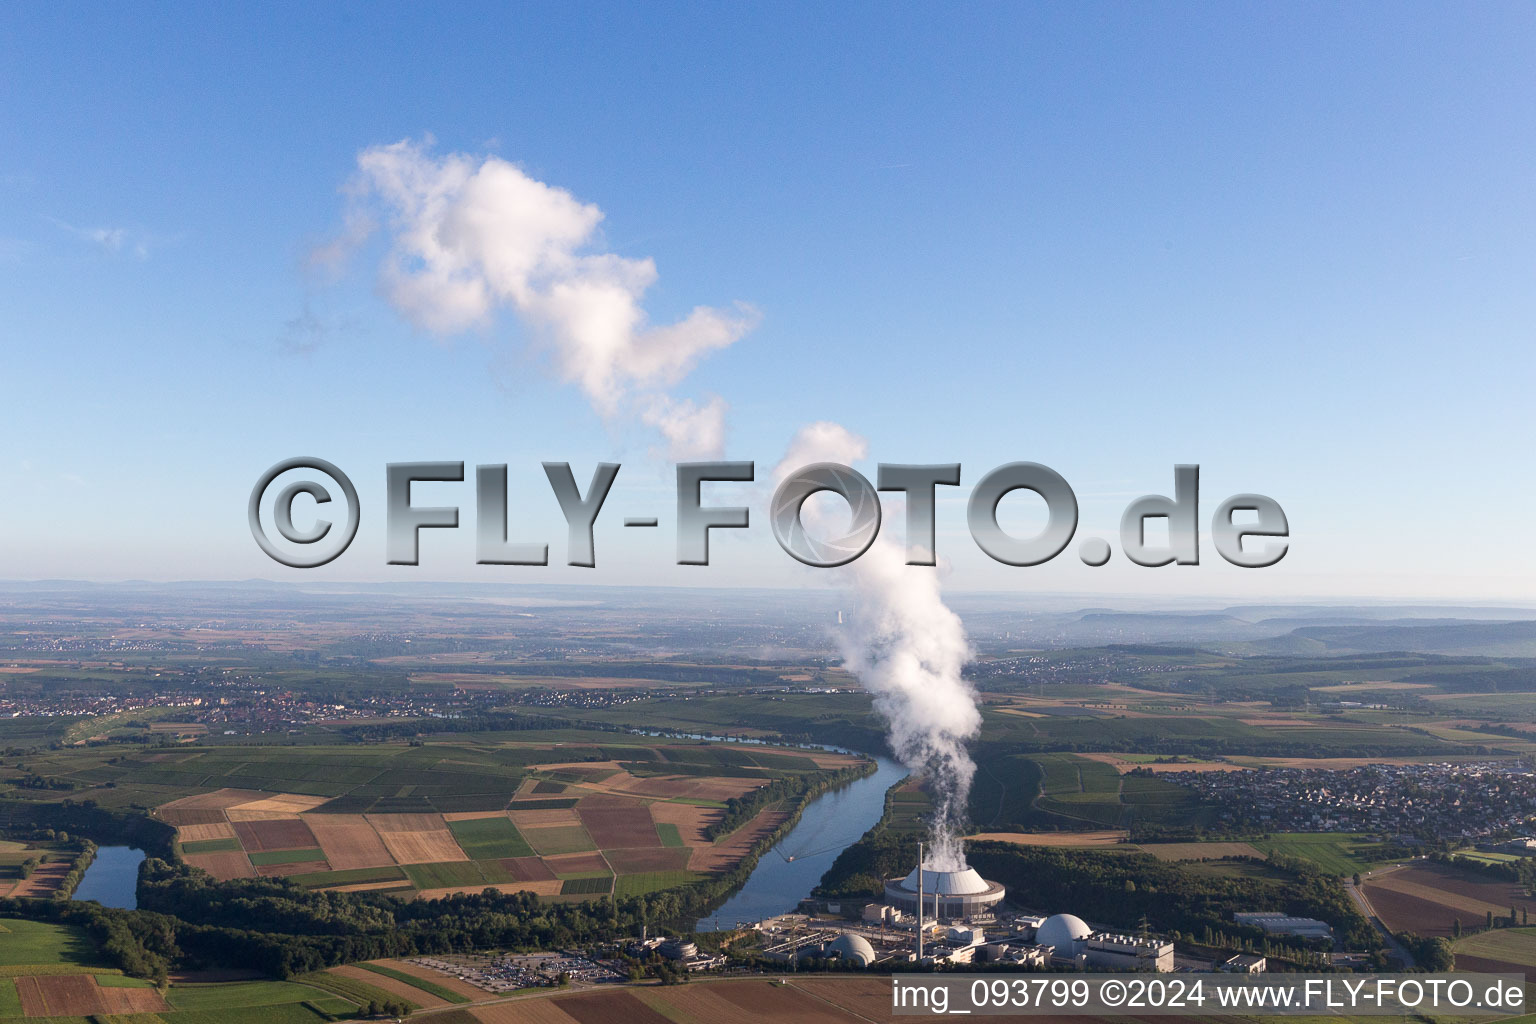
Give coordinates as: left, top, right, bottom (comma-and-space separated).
1345, 866, 1414, 968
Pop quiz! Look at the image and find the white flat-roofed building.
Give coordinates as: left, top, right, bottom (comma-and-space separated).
1222, 953, 1268, 973
1234, 913, 1333, 940
1081, 932, 1175, 972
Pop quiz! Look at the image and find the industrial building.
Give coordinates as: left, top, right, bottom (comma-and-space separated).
1016, 913, 1176, 972
1233, 912, 1333, 940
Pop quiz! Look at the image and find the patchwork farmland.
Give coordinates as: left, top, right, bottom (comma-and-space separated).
1363, 862, 1535, 939
152, 737, 860, 899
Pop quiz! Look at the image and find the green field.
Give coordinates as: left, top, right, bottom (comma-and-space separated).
180, 837, 243, 854
163, 1001, 336, 1024
0, 980, 19, 1017
446, 816, 534, 859
286, 864, 409, 889
402, 861, 491, 889
613, 870, 702, 898
655, 823, 684, 847
1453, 926, 1536, 970
165, 979, 348, 1011
297, 971, 415, 1012
0, 919, 105, 969
1456, 850, 1523, 867
1253, 833, 1384, 876
524, 824, 597, 856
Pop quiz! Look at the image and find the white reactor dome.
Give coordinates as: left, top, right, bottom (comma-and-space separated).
825, 933, 876, 967
901, 865, 990, 895
1036, 913, 1092, 949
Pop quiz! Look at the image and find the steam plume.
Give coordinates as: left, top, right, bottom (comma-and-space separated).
775, 423, 981, 870
321, 139, 757, 458
325, 145, 982, 866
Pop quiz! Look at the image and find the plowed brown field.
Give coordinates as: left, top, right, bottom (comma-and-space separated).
232, 817, 318, 851
305, 814, 395, 869
184, 850, 256, 879
576, 801, 657, 847
15, 975, 169, 1016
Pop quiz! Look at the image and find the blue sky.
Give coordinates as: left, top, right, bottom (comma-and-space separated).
2, 3, 1533, 599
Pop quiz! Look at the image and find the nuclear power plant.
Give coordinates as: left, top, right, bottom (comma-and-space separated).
882, 863, 1008, 922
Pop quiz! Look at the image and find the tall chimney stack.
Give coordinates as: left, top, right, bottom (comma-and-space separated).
916, 840, 924, 962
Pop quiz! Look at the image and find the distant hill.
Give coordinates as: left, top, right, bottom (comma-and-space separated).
1236, 619, 1536, 657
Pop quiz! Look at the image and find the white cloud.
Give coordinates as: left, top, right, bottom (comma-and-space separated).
323, 139, 757, 457
46, 217, 155, 259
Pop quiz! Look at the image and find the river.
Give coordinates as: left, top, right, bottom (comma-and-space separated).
71, 845, 145, 909
693, 750, 906, 931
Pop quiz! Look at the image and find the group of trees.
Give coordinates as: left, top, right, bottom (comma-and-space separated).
1395, 932, 1455, 971
51, 840, 97, 901
964, 843, 1380, 951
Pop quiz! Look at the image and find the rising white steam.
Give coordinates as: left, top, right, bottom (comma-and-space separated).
774, 423, 981, 870
324, 146, 981, 866
321, 139, 757, 459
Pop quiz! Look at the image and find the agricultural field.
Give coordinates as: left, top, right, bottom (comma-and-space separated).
1138, 841, 1267, 862
970, 751, 1214, 831
1452, 926, 1536, 974
140, 735, 858, 899
465, 977, 1357, 1024
1363, 863, 1534, 938
0, 920, 105, 969
0, 842, 80, 901
0, 919, 364, 1024
1253, 833, 1390, 876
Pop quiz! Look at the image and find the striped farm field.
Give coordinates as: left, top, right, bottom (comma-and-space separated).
1453, 926, 1536, 974
353, 962, 470, 1003
1364, 863, 1535, 938
378, 829, 468, 864
14, 973, 169, 1016
328, 964, 443, 1008
369, 959, 485, 1001
304, 814, 396, 870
